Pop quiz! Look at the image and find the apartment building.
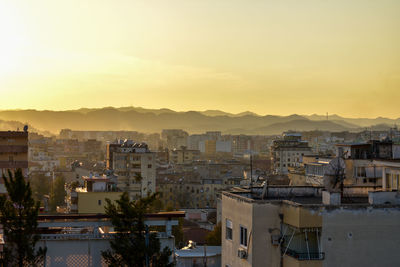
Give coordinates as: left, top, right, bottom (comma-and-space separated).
271, 133, 312, 175
66, 173, 122, 213
161, 129, 189, 149
107, 140, 156, 198
0, 131, 29, 193
169, 147, 200, 164
221, 186, 400, 267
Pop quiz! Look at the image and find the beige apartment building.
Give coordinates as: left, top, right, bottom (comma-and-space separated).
221, 186, 400, 267
0, 131, 29, 193
169, 147, 200, 164
107, 140, 156, 199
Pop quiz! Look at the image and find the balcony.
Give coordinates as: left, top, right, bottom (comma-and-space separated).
0, 161, 28, 168
281, 224, 323, 267
283, 253, 323, 267
282, 247, 324, 260
282, 204, 322, 228
0, 145, 28, 153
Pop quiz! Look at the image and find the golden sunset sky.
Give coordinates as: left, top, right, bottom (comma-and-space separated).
0, 0, 399, 117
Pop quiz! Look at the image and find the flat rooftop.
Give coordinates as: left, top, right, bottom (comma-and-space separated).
222, 186, 400, 208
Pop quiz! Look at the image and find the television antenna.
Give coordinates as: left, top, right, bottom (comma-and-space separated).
323, 156, 345, 194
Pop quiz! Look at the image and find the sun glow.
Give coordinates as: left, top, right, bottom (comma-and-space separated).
0, 3, 27, 77
0, 0, 399, 117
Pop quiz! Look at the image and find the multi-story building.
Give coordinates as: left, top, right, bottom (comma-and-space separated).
0, 130, 29, 193
169, 147, 200, 164
271, 133, 312, 175
335, 141, 397, 186
231, 135, 253, 154
66, 174, 122, 213
221, 186, 400, 267
161, 129, 189, 149
157, 178, 239, 209
107, 140, 156, 198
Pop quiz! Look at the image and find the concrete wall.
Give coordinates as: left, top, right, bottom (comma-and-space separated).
38, 239, 110, 267
282, 204, 322, 228
283, 255, 322, 267
252, 202, 281, 267
38, 236, 174, 267
222, 194, 253, 267
321, 208, 400, 267
221, 194, 281, 267
78, 192, 122, 213
288, 173, 308, 186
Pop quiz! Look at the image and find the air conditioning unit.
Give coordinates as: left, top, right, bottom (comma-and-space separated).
271, 234, 281, 245
237, 248, 247, 259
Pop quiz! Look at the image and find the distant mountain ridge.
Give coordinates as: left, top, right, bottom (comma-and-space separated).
0, 107, 398, 135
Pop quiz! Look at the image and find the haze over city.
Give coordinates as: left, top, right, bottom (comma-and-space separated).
1, 1, 400, 267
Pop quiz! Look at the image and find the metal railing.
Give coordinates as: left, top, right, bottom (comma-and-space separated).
282, 247, 325, 260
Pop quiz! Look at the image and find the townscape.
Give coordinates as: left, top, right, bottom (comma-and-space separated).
1, 0, 400, 266
0, 116, 400, 266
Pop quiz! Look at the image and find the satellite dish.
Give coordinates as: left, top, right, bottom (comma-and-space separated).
23, 125, 28, 132
323, 157, 345, 192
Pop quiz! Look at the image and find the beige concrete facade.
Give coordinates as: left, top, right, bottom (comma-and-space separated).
169, 148, 200, 164
113, 151, 156, 198
221, 188, 400, 267
222, 194, 281, 267
77, 191, 122, 213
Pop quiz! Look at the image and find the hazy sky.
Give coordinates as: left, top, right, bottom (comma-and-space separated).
0, 0, 399, 118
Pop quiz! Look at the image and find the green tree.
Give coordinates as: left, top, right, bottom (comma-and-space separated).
205, 222, 222, 246
134, 172, 143, 198
172, 218, 184, 249
30, 174, 50, 203
0, 169, 47, 266
49, 175, 66, 212
101, 192, 174, 267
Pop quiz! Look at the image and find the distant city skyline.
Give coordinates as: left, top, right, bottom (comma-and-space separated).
1, 0, 399, 117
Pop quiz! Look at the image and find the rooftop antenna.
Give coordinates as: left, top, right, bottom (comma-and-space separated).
323, 155, 346, 196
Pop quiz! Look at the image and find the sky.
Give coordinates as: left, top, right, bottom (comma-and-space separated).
0, 0, 399, 118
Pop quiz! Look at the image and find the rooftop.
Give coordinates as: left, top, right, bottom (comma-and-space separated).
176, 245, 221, 258
222, 185, 400, 208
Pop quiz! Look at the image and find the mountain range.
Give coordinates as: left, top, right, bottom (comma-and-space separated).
0, 107, 398, 136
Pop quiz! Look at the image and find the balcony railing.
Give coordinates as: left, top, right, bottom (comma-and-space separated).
282, 247, 325, 260
0, 161, 28, 168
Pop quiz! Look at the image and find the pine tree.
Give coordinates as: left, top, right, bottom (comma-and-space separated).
101, 192, 174, 267
49, 175, 66, 212
0, 169, 47, 266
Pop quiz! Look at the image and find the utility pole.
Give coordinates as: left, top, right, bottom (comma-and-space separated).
250, 154, 253, 189
145, 225, 149, 267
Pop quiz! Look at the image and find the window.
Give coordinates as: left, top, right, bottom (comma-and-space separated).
240, 226, 248, 247
226, 219, 233, 240
148, 164, 152, 168
98, 200, 102, 205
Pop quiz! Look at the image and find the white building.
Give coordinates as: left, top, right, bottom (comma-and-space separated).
271, 133, 312, 174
